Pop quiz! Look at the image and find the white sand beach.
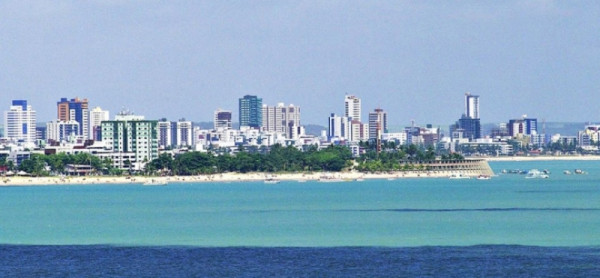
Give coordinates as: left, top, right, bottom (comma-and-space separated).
2, 155, 598, 186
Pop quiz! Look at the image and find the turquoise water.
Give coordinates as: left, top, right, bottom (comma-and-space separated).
1, 160, 600, 247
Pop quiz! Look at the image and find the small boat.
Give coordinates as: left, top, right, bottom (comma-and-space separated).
449, 173, 470, 179
264, 178, 280, 184
563, 170, 572, 175
143, 179, 167, 186
525, 169, 549, 179
574, 169, 587, 175
477, 175, 491, 180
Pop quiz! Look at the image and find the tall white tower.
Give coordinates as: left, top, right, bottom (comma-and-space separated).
4, 100, 37, 144
465, 92, 480, 119
344, 95, 361, 122
89, 107, 109, 140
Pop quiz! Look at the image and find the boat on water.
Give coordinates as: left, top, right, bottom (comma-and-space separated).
564, 170, 572, 175
449, 173, 471, 179
264, 178, 280, 184
143, 179, 168, 186
574, 169, 587, 175
525, 169, 549, 179
477, 175, 491, 180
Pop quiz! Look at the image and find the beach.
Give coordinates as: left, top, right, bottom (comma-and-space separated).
2, 155, 600, 186
1, 171, 453, 186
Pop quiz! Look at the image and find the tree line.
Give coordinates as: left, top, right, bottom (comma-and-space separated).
5, 143, 464, 177
145, 144, 353, 175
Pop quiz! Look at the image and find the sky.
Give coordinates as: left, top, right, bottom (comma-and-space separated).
1, 1, 599, 127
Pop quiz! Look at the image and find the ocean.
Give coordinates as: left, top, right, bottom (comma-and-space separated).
1, 160, 600, 276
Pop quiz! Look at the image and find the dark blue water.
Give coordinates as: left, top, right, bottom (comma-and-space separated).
2, 245, 599, 277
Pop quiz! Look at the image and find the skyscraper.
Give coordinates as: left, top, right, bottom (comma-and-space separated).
464, 92, 479, 119
368, 108, 388, 141
239, 95, 262, 129
4, 100, 37, 144
57, 97, 89, 138
452, 92, 482, 140
101, 112, 158, 171
344, 95, 361, 122
261, 103, 301, 139
328, 113, 350, 141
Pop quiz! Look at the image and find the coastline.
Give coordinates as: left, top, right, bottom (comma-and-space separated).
2, 155, 599, 186
1, 171, 452, 186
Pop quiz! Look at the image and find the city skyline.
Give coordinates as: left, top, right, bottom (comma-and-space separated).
1, 2, 599, 125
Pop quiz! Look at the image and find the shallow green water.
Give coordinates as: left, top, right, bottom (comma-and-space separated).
1, 160, 599, 246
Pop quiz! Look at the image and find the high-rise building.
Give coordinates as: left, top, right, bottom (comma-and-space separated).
214, 109, 232, 130
239, 95, 262, 129
328, 113, 350, 140
46, 120, 80, 143
57, 97, 89, 138
175, 120, 193, 147
4, 100, 37, 144
157, 120, 172, 149
344, 95, 361, 122
262, 103, 301, 139
101, 112, 158, 170
508, 116, 538, 137
368, 108, 388, 141
453, 93, 481, 140
464, 92, 479, 119
89, 107, 109, 141
157, 119, 192, 149
349, 119, 368, 142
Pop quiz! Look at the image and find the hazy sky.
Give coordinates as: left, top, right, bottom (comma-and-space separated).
1, 1, 599, 127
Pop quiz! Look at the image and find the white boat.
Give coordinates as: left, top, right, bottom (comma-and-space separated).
477, 175, 491, 180
574, 169, 587, 175
264, 178, 280, 184
525, 169, 549, 179
564, 170, 572, 175
449, 173, 470, 179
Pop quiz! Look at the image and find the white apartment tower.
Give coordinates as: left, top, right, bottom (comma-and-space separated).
175, 120, 193, 147
465, 92, 480, 119
89, 107, 109, 141
261, 103, 301, 139
328, 113, 350, 140
4, 100, 37, 144
344, 95, 361, 122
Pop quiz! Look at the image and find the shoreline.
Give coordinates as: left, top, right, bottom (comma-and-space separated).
2, 155, 599, 186
1, 171, 454, 186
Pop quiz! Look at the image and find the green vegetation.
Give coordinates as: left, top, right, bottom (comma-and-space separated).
145, 144, 353, 175
355, 141, 463, 172
12, 143, 465, 176
15, 153, 116, 176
